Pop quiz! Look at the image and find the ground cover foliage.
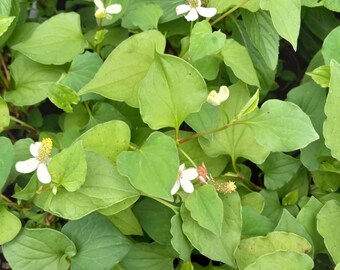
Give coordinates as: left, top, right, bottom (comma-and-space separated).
0, 0, 340, 269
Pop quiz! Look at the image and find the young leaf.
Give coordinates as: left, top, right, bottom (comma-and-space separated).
0, 207, 21, 245
0, 97, 9, 132
117, 132, 179, 201
323, 60, 340, 160
0, 16, 15, 37
12, 12, 87, 65
47, 83, 80, 113
184, 185, 224, 236
317, 200, 340, 264
48, 141, 87, 192
2, 228, 77, 270
306, 65, 330, 88
139, 53, 207, 130
79, 30, 166, 107
237, 89, 259, 119
62, 212, 131, 270
245, 100, 319, 152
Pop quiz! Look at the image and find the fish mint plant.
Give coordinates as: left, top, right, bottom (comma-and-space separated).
1, 0, 340, 269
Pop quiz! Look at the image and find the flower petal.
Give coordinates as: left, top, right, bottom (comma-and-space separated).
106, 4, 122, 14
15, 158, 39, 173
196, 7, 217, 18
185, 8, 199, 21
176, 4, 191, 15
218, 85, 230, 102
30, 142, 41, 157
207, 90, 221, 106
181, 168, 198, 181
105, 13, 113, 20
37, 163, 51, 184
94, 0, 104, 9
171, 180, 181, 195
180, 179, 195, 193
179, 164, 186, 173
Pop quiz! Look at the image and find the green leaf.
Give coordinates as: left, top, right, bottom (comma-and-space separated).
184, 185, 224, 235
107, 207, 143, 236
181, 193, 242, 267
4, 55, 64, 106
266, 0, 301, 50
297, 197, 325, 255
235, 231, 312, 269
2, 228, 76, 270
79, 30, 166, 107
122, 4, 163, 31
117, 132, 179, 201
188, 20, 226, 61
47, 83, 79, 113
243, 250, 314, 270
245, 100, 319, 152
275, 209, 314, 255
258, 152, 301, 190
209, 0, 260, 12
139, 53, 207, 130
121, 243, 176, 270
221, 39, 259, 87
34, 151, 139, 220
59, 51, 103, 92
0, 207, 21, 245
306, 65, 330, 88
0, 137, 13, 190
186, 82, 270, 164
0, 16, 15, 37
317, 200, 340, 264
170, 214, 192, 261
242, 207, 275, 238
75, 120, 130, 164
12, 12, 87, 65
133, 198, 174, 244
49, 141, 87, 192
237, 89, 260, 119
324, 0, 340, 11
0, 97, 9, 131
62, 212, 131, 270
241, 192, 265, 213
324, 60, 340, 160
322, 26, 340, 64
242, 10, 279, 70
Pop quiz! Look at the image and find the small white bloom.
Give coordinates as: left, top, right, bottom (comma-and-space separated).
15, 138, 53, 184
207, 85, 230, 106
94, 0, 122, 20
171, 164, 198, 195
176, 0, 217, 22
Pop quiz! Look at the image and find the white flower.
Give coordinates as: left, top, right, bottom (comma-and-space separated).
94, 0, 122, 20
207, 85, 230, 106
171, 164, 198, 195
15, 138, 53, 184
176, 0, 217, 22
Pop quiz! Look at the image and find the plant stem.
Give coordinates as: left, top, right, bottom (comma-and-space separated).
149, 195, 179, 214
9, 116, 37, 133
178, 119, 242, 144
178, 147, 197, 168
210, 0, 250, 26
